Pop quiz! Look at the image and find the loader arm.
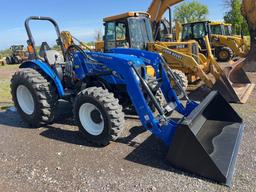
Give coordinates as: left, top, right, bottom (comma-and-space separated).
85, 51, 196, 144
147, 0, 183, 24
147, 0, 184, 39
205, 35, 224, 77
175, 21, 183, 41
99, 49, 244, 186
151, 43, 214, 87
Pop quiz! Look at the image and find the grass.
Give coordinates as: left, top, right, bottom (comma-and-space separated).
0, 64, 19, 108
0, 80, 12, 104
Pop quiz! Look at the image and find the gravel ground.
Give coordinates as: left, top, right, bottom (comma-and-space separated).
0, 86, 255, 192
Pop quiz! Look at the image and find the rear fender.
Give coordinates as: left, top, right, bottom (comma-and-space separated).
20, 60, 65, 97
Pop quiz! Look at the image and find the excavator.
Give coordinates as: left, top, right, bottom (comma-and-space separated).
61, 0, 254, 103
176, 21, 250, 61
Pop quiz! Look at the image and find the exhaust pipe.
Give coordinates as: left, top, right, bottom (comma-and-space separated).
166, 91, 244, 186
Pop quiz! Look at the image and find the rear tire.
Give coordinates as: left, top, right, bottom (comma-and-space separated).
11, 68, 58, 127
216, 47, 233, 62
74, 87, 125, 146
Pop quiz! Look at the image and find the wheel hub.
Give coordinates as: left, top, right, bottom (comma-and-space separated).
79, 103, 104, 136
90, 109, 103, 124
220, 51, 228, 59
16, 85, 35, 115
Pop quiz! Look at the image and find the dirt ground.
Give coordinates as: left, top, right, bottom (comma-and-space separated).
0, 64, 255, 192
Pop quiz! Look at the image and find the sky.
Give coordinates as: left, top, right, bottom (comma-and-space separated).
0, 0, 228, 50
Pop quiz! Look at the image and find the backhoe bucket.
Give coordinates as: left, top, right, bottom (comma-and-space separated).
167, 91, 244, 186
213, 59, 255, 103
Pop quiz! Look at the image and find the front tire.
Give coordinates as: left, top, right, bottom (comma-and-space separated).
171, 70, 188, 98
74, 87, 125, 146
216, 47, 233, 62
11, 68, 58, 127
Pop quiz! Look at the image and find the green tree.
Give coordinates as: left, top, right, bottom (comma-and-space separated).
224, 0, 249, 35
174, 1, 209, 23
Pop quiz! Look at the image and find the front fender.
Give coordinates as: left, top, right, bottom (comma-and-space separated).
20, 60, 65, 97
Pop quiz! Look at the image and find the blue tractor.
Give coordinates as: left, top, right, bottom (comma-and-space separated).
11, 17, 244, 186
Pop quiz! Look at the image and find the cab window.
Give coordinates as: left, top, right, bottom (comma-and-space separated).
224, 26, 232, 36
105, 22, 116, 41
182, 24, 192, 41
116, 23, 126, 40
193, 23, 206, 38
211, 25, 223, 35
105, 22, 128, 50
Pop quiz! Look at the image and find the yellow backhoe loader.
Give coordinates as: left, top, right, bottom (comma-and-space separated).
62, 0, 254, 103
176, 21, 250, 62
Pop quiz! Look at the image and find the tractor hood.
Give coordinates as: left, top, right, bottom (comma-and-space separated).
87, 51, 145, 67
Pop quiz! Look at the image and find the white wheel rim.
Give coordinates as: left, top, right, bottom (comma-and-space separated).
79, 103, 104, 136
16, 85, 35, 115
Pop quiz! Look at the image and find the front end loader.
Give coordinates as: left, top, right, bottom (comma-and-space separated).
11, 16, 244, 186
91, 12, 254, 103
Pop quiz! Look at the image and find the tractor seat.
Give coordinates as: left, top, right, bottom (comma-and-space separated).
39, 42, 64, 65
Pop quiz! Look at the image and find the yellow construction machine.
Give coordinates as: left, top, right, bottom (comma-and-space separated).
210, 22, 250, 59
177, 21, 250, 62
62, 0, 254, 103
5, 45, 29, 64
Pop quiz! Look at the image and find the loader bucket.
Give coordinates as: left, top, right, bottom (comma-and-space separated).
166, 91, 244, 186
213, 60, 255, 103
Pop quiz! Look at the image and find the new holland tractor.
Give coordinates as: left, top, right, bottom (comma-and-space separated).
11, 16, 244, 186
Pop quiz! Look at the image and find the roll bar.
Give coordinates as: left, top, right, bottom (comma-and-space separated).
25, 16, 66, 59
